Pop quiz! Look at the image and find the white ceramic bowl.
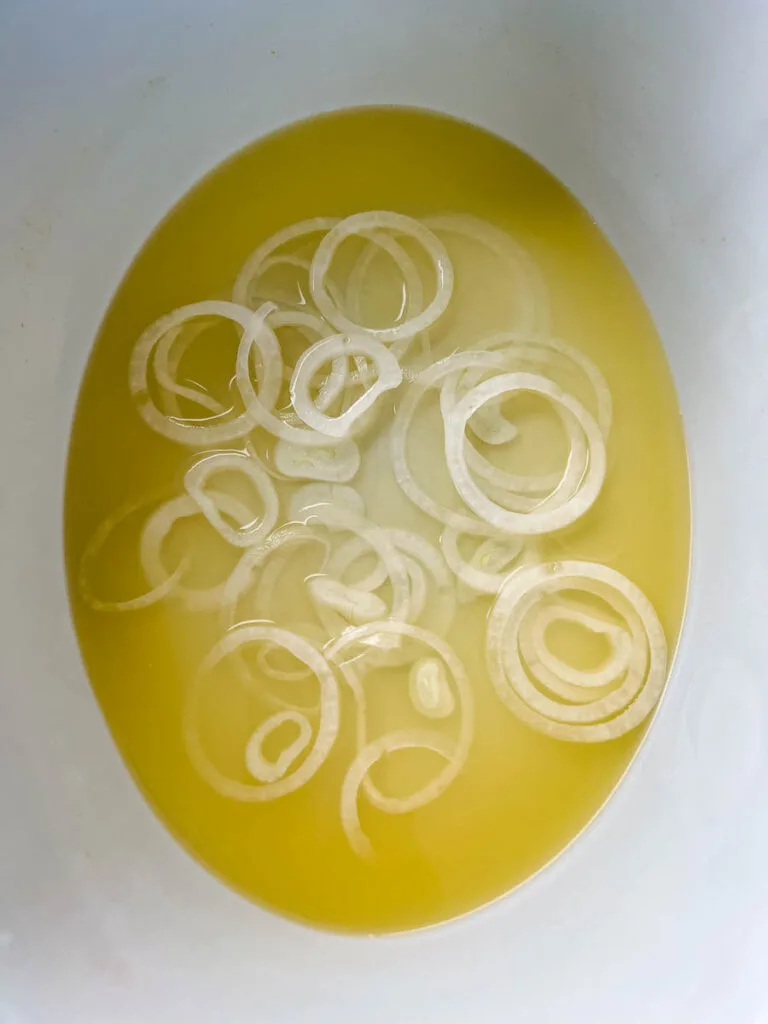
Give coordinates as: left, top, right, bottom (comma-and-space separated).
2, 2, 768, 1021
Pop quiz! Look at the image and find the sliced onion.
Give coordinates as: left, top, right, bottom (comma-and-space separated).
310, 212, 454, 342
221, 523, 331, 630
184, 624, 339, 800
79, 497, 187, 612
409, 658, 456, 719
235, 306, 351, 448
424, 213, 549, 335
308, 577, 388, 625
140, 492, 252, 611
288, 483, 366, 525
345, 230, 430, 361
153, 321, 226, 418
184, 451, 279, 548
232, 217, 340, 308
273, 437, 361, 482
256, 621, 328, 684
391, 351, 517, 537
291, 334, 402, 438
130, 301, 278, 446
440, 527, 525, 599
245, 710, 313, 783
486, 561, 668, 742
268, 309, 346, 407
444, 372, 606, 535
327, 621, 473, 856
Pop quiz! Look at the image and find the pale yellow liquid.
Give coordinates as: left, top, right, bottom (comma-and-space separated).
65, 107, 689, 933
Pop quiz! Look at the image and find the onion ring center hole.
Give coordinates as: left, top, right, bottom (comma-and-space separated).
336, 235, 425, 330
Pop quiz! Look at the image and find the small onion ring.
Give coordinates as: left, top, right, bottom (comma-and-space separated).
130, 301, 278, 446
310, 212, 454, 343
444, 372, 606, 535
185, 624, 339, 801
184, 451, 279, 548
486, 561, 668, 742
140, 491, 253, 611
291, 334, 403, 438
245, 710, 314, 783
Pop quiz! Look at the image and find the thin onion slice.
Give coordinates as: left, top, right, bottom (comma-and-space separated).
78, 497, 187, 612
232, 217, 340, 308
184, 451, 279, 548
409, 658, 456, 719
444, 372, 606, 535
140, 492, 252, 611
308, 577, 388, 625
273, 437, 361, 482
291, 334, 402, 438
235, 306, 353, 448
310, 212, 454, 342
184, 624, 339, 800
424, 213, 550, 335
327, 621, 473, 856
486, 561, 668, 742
245, 710, 313, 783
440, 527, 525, 599
391, 351, 518, 537
288, 483, 366, 525
130, 301, 277, 446
153, 321, 226, 418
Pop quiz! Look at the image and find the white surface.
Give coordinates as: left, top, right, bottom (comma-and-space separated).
1, 1, 768, 1021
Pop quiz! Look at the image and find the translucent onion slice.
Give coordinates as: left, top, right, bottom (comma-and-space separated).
444, 372, 606, 535
232, 217, 340, 308
245, 710, 313, 783
288, 483, 366, 525
268, 309, 346, 409
140, 492, 252, 611
518, 599, 633, 703
291, 335, 402, 438
273, 437, 361, 482
235, 306, 352, 448
130, 301, 278, 446
467, 399, 518, 446
184, 624, 339, 800
409, 658, 456, 719
345, 231, 430, 361
256, 621, 328, 684
184, 451, 279, 548
78, 497, 187, 612
153, 321, 226, 418
424, 213, 550, 335
339, 730, 455, 859
391, 351, 519, 537
221, 523, 331, 631
308, 577, 388, 625
310, 212, 454, 342
440, 527, 525, 598
327, 621, 473, 855
486, 561, 668, 742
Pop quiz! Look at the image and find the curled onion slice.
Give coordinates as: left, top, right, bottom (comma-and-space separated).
245, 710, 314, 783
440, 527, 525, 599
236, 306, 353, 448
486, 561, 668, 742
232, 217, 340, 308
288, 483, 366, 525
79, 497, 187, 612
444, 372, 606, 535
327, 621, 473, 856
291, 334, 402, 438
308, 577, 388, 625
273, 438, 361, 482
256, 621, 328, 684
154, 321, 226, 418
130, 301, 277, 446
310, 212, 454, 342
140, 492, 252, 612
184, 451, 279, 548
409, 658, 455, 719
185, 624, 339, 800
424, 213, 550, 335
